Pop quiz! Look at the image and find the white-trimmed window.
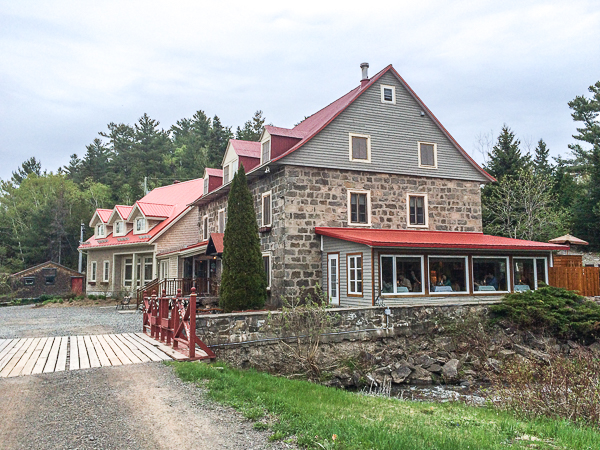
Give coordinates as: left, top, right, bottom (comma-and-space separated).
223, 164, 231, 184
347, 253, 363, 296
203, 177, 209, 195
407, 194, 428, 228
261, 139, 271, 164
428, 256, 469, 294
144, 257, 153, 282
473, 257, 510, 293
160, 260, 169, 279
380, 84, 396, 104
114, 221, 125, 236
349, 133, 371, 162
103, 261, 110, 282
123, 258, 133, 287
262, 252, 271, 289
418, 142, 437, 168
513, 257, 548, 291
202, 215, 209, 241
90, 261, 97, 282
380, 255, 424, 295
347, 190, 371, 226
218, 209, 225, 233
96, 224, 105, 238
262, 191, 272, 227
135, 217, 146, 233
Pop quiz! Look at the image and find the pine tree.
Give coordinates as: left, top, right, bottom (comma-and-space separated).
484, 125, 531, 179
235, 110, 266, 141
533, 139, 552, 176
219, 166, 266, 312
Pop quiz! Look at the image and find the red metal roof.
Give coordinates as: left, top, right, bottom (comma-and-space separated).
264, 126, 306, 139
97, 209, 112, 223
230, 140, 260, 158
80, 178, 204, 250
208, 233, 224, 254
156, 240, 209, 257
315, 227, 569, 251
205, 168, 223, 177
115, 205, 133, 220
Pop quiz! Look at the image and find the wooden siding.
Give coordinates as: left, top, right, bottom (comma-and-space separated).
271, 135, 302, 159
552, 255, 583, 267
283, 71, 489, 183
321, 236, 372, 307
549, 266, 600, 296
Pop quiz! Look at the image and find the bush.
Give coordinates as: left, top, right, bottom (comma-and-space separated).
490, 286, 600, 341
490, 350, 600, 427
87, 294, 97, 300
98, 295, 107, 300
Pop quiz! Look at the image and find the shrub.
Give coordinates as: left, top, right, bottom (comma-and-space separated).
490, 350, 600, 427
87, 294, 97, 300
490, 286, 600, 341
38, 294, 53, 302
98, 295, 107, 300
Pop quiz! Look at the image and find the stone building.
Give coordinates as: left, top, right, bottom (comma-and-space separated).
80, 63, 568, 305
9, 261, 84, 299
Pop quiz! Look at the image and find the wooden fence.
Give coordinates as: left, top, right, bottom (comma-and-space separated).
548, 266, 600, 297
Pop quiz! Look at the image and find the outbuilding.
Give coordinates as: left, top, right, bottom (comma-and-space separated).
9, 261, 84, 299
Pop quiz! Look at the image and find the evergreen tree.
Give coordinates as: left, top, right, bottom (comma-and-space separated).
219, 166, 266, 312
235, 110, 266, 141
533, 139, 552, 177
484, 125, 531, 179
10, 157, 42, 186
207, 115, 233, 168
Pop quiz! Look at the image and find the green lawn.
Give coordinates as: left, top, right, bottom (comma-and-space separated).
169, 361, 600, 450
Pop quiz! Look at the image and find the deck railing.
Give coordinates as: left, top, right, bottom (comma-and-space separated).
136, 277, 212, 308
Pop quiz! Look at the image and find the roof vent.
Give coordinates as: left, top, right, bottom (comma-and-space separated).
173, 180, 180, 184
360, 62, 369, 86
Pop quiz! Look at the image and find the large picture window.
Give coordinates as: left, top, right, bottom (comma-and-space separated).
380, 255, 424, 295
514, 258, 547, 291
473, 257, 509, 293
347, 254, 363, 296
429, 256, 468, 293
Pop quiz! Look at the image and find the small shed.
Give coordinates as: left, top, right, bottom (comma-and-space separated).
9, 261, 85, 299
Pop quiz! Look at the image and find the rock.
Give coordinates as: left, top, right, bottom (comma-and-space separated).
513, 344, 551, 363
414, 355, 435, 368
460, 381, 471, 388
442, 359, 460, 379
487, 358, 501, 372
427, 364, 443, 374
409, 366, 432, 385
552, 344, 562, 353
499, 350, 515, 357
463, 369, 477, 376
589, 341, 600, 354
567, 340, 580, 349
394, 359, 415, 370
391, 366, 412, 384
434, 337, 456, 352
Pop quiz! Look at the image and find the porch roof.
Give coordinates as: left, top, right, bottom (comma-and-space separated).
315, 227, 569, 251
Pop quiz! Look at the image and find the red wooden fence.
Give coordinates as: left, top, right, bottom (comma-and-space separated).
142, 288, 215, 361
548, 266, 600, 297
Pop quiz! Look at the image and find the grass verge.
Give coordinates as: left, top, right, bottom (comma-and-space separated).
169, 361, 600, 449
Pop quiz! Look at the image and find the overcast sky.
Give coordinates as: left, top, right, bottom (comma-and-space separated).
1, 0, 599, 181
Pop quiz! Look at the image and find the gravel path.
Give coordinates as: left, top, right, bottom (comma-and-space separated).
0, 362, 294, 450
0, 305, 140, 338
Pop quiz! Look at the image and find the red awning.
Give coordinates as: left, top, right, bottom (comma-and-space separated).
315, 228, 569, 251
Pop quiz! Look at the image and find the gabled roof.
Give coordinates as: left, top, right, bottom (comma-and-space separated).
207, 233, 224, 255
265, 65, 495, 183
80, 178, 204, 250
229, 139, 261, 158
107, 205, 133, 224
9, 261, 83, 278
89, 209, 112, 227
315, 227, 569, 251
204, 168, 223, 178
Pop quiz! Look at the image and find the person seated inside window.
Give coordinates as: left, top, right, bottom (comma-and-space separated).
397, 274, 412, 291
436, 274, 451, 287
409, 270, 421, 292
485, 273, 499, 290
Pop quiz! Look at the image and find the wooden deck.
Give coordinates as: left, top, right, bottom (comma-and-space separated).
0, 333, 198, 378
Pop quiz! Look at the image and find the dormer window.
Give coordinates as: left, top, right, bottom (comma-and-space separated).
204, 177, 209, 195
381, 85, 396, 104
261, 140, 271, 164
114, 221, 125, 236
136, 217, 146, 233
96, 224, 106, 238
223, 164, 231, 184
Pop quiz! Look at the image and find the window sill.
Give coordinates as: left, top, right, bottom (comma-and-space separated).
348, 223, 372, 227
259, 226, 272, 233
407, 224, 429, 229
88, 281, 96, 286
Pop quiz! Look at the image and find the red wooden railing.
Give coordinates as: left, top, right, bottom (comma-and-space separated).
137, 277, 212, 308
142, 288, 215, 361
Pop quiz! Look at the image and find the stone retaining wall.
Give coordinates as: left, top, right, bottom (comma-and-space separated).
196, 301, 497, 347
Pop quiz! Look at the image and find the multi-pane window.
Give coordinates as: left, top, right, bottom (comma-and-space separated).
96, 224, 105, 237
261, 140, 271, 163
103, 261, 109, 282
160, 260, 169, 279
262, 191, 272, 227
223, 165, 230, 184
408, 195, 426, 226
123, 258, 133, 287
144, 257, 153, 281
218, 209, 225, 233
381, 85, 395, 103
203, 177, 209, 195
202, 216, 209, 241
115, 221, 123, 235
23, 277, 35, 286
348, 254, 363, 295
90, 261, 97, 282
381, 256, 424, 294
419, 142, 436, 168
350, 134, 370, 161
262, 253, 271, 289
136, 218, 145, 232
349, 192, 369, 224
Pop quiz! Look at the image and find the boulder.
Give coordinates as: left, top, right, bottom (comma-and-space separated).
427, 364, 443, 374
391, 366, 412, 384
589, 341, 600, 354
409, 366, 432, 385
434, 337, 456, 352
513, 344, 550, 363
394, 359, 415, 370
499, 349, 515, 358
567, 340, 580, 349
442, 359, 460, 379
414, 355, 435, 368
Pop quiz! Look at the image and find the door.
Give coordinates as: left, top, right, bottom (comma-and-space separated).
328, 254, 340, 305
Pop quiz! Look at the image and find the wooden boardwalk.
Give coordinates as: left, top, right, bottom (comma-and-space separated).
0, 333, 191, 378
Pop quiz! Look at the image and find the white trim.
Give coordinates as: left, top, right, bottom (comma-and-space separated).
261, 138, 272, 165
513, 257, 548, 290
380, 255, 425, 296
123, 257, 134, 287
348, 133, 371, 163
95, 223, 106, 238
261, 190, 272, 227
133, 217, 146, 235
103, 260, 110, 282
347, 254, 363, 295
113, 221, 126, 236
418, 141, 438, 169
380, 84, 396, 104
472, 256, 511, 294
327, 253, 340, 305
218, 208, 226, 233
203, 177, 209, 196
347, 189, 371, 226
427, 255, 469, 295
406, 193, 429, 228
262, 251, 272, 290
159, 259, 169, 279
202, 215, 209, 241
90, 261, 97, 282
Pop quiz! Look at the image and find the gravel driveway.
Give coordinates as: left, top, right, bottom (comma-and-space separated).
0, 362, 293, 450
0, 305, 140, 338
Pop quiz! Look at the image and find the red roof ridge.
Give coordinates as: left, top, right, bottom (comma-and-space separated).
150, 178, 202, 191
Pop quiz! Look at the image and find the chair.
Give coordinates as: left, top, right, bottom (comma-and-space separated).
117, 295, 132, 310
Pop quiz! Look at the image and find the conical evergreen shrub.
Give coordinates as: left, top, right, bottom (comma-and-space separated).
219, 166, 267, 312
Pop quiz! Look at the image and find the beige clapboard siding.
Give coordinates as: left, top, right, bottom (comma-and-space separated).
283, 71, 489, 183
